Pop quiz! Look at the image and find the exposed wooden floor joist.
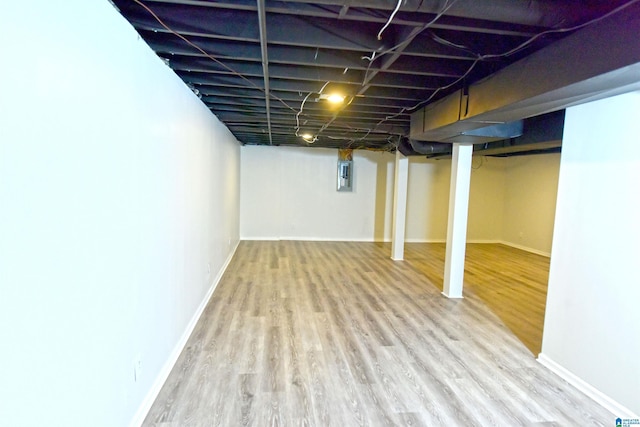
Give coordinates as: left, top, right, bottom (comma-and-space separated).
143, 241, 611, 426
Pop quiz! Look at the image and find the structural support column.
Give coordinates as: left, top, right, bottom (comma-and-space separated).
391, 150, 409, 260
443, 143, 473, 298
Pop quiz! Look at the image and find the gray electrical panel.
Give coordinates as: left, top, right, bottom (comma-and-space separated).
337, 160, 353, 192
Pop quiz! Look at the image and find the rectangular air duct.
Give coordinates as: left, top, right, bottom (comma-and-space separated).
410, 5, 640, 143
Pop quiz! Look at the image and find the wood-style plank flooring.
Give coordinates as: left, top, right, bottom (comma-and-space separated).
403, 243, 550, 355
143, 241, 612, 426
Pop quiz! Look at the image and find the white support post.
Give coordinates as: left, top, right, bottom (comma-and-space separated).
391, 150, 409, 261
443, 143, 473, 298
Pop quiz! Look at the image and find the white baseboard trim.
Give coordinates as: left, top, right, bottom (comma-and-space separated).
129, 240, 240, 427
441, 291, 464, 299
278, 236, 378, 242
237, 237, 551, 258
498, 240, 551, 257
241, 237, 388, 242
537, 353, 638, 418
404, 238, 446, 243
239, 236, 279, 241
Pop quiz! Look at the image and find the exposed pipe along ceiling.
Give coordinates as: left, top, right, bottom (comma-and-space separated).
111, 0, 640, 157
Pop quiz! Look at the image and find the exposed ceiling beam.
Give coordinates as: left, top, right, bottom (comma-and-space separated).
162, 51, 470, 78
209, 103, 408, 120
253, 0, 615, 28
256, 0, 272, 144
200, 90, 417, 111
128, 32, 481, 68
171, 61, 457, 90
120, 3, 391, 52
358, 24, 425, 96
182, 72, 434, 100
113, 0, 634, 152
143, 0, 541, 36
410, 3, 640, 142
338, 2, 350, 19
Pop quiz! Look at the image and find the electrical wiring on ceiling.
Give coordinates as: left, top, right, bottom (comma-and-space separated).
306, 0, 460, 148
359, 0, 640, 150
295, 81, 331, 143
377, 0, 458, 58
134, 0, 383, 148
425, 0, 640, 63
314, 95, 356, 138
361, 0, 457, 87
131, 0, 298, 115
324, 0, 459, 147
377, 0, 404, 40
477, 0, 640, 60
427, 30, 474, 55
131, 0, 639, 151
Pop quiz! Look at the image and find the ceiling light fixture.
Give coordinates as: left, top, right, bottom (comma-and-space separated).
318, 93, 345, 104
301, 133, 314, 142
327, 94, 345, 104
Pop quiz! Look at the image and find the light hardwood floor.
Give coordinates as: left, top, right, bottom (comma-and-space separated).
143, 241, 612, 426
403, 243, 550, 355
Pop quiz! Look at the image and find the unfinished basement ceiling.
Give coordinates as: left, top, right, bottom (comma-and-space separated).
111, 0, 638, 152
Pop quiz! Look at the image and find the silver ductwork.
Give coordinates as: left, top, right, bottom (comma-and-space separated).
402, 110, 564, 158
408, 140, 452, 155
407, 119, 524, 154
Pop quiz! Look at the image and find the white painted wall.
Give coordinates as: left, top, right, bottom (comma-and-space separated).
541, 91, 640, 415
468, 157, 506, 243
502, 153, 560, 255
241, 146, 558, 251
405, 158, 451, 241
406, 156, 507, 243
240, 146, 394, 241
0, 1, 240, 426
241, 147, 457, 242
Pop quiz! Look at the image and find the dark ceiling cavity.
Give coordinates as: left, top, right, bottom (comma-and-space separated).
110, 0, 639, 154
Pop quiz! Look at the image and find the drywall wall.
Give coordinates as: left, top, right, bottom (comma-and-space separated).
405, 158, 451, 241
406, 156, 506, 243
540, 91, 640, 415
240, 145, 394, 241
468, 157, 506, 242
0, 1, 240, 426
502, 153, 560, 255
241, 146, 558, 248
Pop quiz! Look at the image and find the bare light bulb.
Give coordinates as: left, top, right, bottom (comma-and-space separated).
326, 94, 345, 104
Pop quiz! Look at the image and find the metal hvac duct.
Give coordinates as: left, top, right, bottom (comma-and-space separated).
409, 4, 640, 144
